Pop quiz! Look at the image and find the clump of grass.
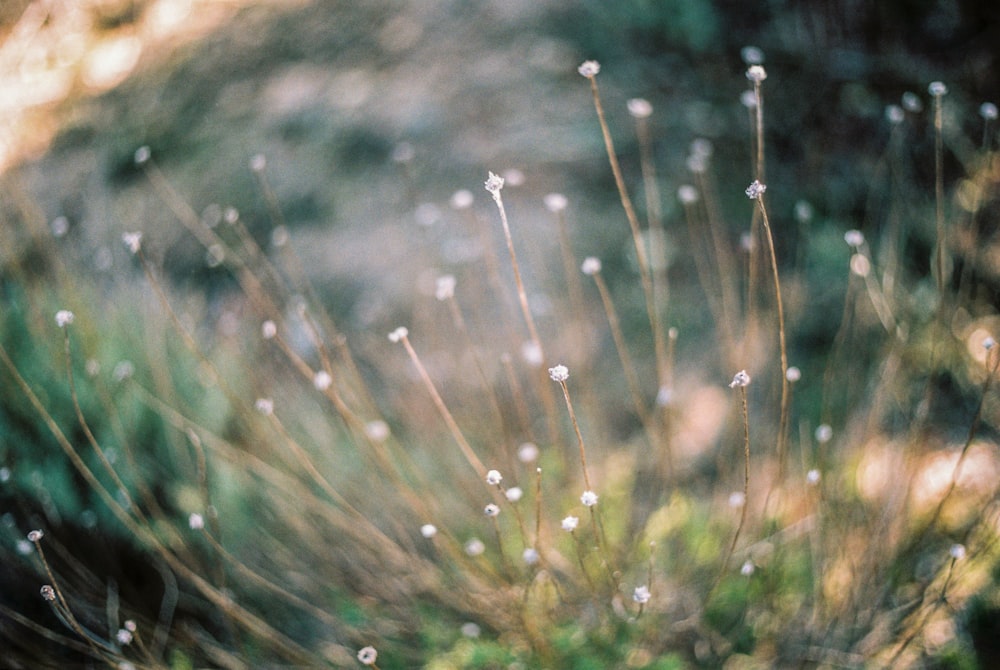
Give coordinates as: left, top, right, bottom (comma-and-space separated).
3, 53, 1000, 670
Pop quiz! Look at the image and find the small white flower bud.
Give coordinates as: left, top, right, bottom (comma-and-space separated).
134, 146, 150, 165
484, 171, 504, 196
188, 513, 204, 530
505, 487, 523, 502
627, 98, 653, 119
980, 102, 998, 121
677, 185, 699, 204
388, 326, 408, 343
548, 365, 569, 382
740, 46, 764, 65
435, 275, 456, 301
746, 65, 767, 83
313, 371, 332, 391
486, 469, 503, 486
577, 60, 600, 78
561, 515, 579, 531
55, 310, 74, 328
745, 180, 766, 200
729, 370, 751, 388
122, 232, 142, 254
449, 189, 474, 209
844, 230, 865, 247
581, 257, 602, 275
261, 320, 277, 339
543, 193, 568, 213
420, 523, 437, 538
928, 81, 947, 97
484, 503, 500, 517
580, 490, 598, 507
633, 585, 651, 603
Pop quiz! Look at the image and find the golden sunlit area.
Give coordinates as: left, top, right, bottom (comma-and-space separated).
2, 1, 1000, 668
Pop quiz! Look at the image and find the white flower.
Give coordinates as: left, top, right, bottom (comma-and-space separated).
486, 469, 503, 485
980, 102, 998, 121
435, 275, 456, 301
365, 420, 391, 442
484, 171, 505, 196
627, 98, 653, 119
806, 469, 821, 485
561, 515, 579, 531
745, 65, 767, 83
518, 442, 539, 463
116, 628, 133, 645
16, 540, 32, 555
503, 168, 525, 187
687, 153, 707, 174
261, 320, 277, 339
521, 341, 542, 367
677, 185, 699, 204
656, 385, 674, 407
387, 326, 408, 343
188, 513, 204, 530
420, 523, 437, 538
902, 92, 923, 113
949, 544, 966, 560
745, 180, 766, 200
249, 154, 266, 172
844, 230, 865, 248
885, 104, 905, 124
581, 490, 598, 507
461, 622, 481, 638
55, 310, 74, 328
27, 529, 44, 542
983, 337, 996, 351
548, 365, 569, 382
581, 257, 602, 275
815, 424, 833, 444
133, 146, 150, 165
728, 491, 746, 508
543, 193, 568, 213
633, 585, 651, 604
741, 45, 764, 65
741, 560, 755, 576
577, 60, 600, 78
465, 538, 485, 556
122, 232, 142, 254
254, 398, 274, 416
740, 89, 757, 109
113, 361, 134, 382
523, 547, 539, 565
928, 81, 947, 97
449, 189, 474, 210
505, 487, 523, 502
357, 646, 378, 665
795, 200, 814, 223
313, 371, 332, 391
729, 370, 751, 388
484, 503, 500, 517
124, 620, 136, 632
40, 585, 56, 601
786, 366, 801, 382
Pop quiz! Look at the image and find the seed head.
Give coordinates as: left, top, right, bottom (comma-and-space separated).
561, 515, 579, 531
548, 364, 569, 382
729, 370, 751, 388
55, 310, 74, 328
484, 171, 504, 196
581, 257, 602, 275
313, 371, 332, 391
357, 646, 378, 665
928, 81, 948, 97
580, 490, 598, 507
577, 60, 600, 78
435, 275, 456, 301
486, 469, 503, 486
745, 180, 766, 200
627, 98, 653, 119
745, 65, 767, 83
122, 232, 142, 254
633, 585, 651, 604
40, 585, 56, 601
543, 193, 568, 213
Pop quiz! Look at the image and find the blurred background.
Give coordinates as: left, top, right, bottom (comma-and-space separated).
2, 0, 1000, 666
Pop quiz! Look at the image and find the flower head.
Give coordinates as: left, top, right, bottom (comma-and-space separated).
633, 585, 651, 604
729, 370, 751, 388
677, 185, 699, 205
134, 146, 150, 165
577, 60, 600, 78
928, 81, 948, 97
746, 65, 767, 83
902, 92, 923, 113
806, 469, 821, 485
581, 490, 598, 507
522, 547, 539, 565
486, 469, 503, 486
561, 515, 579, 531
505, 487, 523, 502
844, 230, 865, 248
815, 424, 833, 444
980, 102, 998, 121
188, 513, 205, 530
116, 628, 133, 645
741, 45, 764, 65
357, 646, 378, 665
255, 398, 274, 416
261, 320, 277, 339
949, 544, 966, 560
786, 366, 801, 382
40, 585, 56, 601
518, 442, 539, 463
548, 365, 569, 383
465, 538, 485, 556
484, 171, 504, 196
420, 523, 437, 538
55, 310, 74, 328
745, 180, 766, 200
313, 371, 332, 391
365, 420, 391, 442
885, 104, 905, 124
435, 275, 456, 301
450, 189, 474, 210
122, 232, 142, 254
388, 326, 408, 343
581, 257, 602, 276
27, 529, 44, 542
728, 491, 746, 508
741, 560, 756, 576
627, 98, 653, 119
484, 503, 500, 517
543, 193, 568, 213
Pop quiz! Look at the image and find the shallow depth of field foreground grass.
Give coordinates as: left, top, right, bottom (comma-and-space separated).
3, 5, 1000, 669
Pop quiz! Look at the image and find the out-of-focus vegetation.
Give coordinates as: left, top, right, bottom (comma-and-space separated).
2, 1, 1000, 668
